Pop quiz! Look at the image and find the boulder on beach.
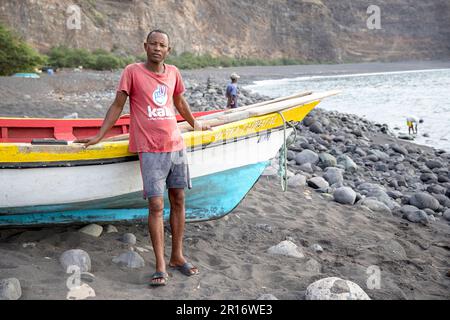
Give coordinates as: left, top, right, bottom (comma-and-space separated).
409, 192, 440, 211
288, 174, 307, 188
427, 184, 446, 195
105, 225, 118, 233
359, 198, 392, 215
60, 249, 92, 273
299, 162, 314, 173
336, 155, 358, 173
307, 177, 329, 190
319, 153, 337, 167
425, 160, 442, 169
309, 122, 324, 134
433, 194, 450, 208
310, 244, 324, 253
420, 173, 438, 184
120, 233, 137, 245
391, 144, 408, 155
79, 224, 103, 237
369, 149, 389, 161
443, 209, 450, 221
334, 187, 357, 205
405, 210, 430, 225
0, 278, 22, 300
323, 167, 344, 185
305, 277, 370, 300
357, 183, 399, 210
295, 150, 319, 165
267, 240, 304, 258
304, 258, 322, 273
378, 239, 407, 260
112, 251, 145, 269
302, 115, 316, 127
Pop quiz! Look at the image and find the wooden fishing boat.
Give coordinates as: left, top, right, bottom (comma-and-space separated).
0, 91, 338, 227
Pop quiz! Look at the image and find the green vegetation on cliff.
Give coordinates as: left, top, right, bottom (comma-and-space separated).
0, 24, 46, 76
47, 47, 306, 71
140, 52, 305, 69
47, 46, 134, 70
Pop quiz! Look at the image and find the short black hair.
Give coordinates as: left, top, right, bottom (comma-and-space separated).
146, 29, 170, 44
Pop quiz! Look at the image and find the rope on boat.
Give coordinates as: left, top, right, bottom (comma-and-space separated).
277, 111, 298, 192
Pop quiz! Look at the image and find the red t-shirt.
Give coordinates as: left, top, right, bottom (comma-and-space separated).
117, 63, 186, 153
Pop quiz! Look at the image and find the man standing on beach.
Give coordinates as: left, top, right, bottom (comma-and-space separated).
76, 30, 210, 286
225, 72, 240, 109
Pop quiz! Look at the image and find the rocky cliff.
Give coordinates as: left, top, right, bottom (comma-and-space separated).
1, 0, 449, 62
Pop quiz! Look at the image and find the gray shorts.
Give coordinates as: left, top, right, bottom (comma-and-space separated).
139, 150, 192, 199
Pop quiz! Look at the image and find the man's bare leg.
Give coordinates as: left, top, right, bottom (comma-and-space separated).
168, 188, 198, 275
148, 196, 166, 285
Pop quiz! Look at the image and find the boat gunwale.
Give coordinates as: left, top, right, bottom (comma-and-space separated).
0, 127, 284, 169
0, 101, 320, 165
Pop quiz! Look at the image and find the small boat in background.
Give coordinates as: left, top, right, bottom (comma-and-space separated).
0, 90, 338, 227
12, 73, 40, 79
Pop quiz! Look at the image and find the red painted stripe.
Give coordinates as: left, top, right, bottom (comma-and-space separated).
0, 110, 222, 143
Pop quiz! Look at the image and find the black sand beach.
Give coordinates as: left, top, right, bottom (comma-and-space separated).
0, 61, 449, 300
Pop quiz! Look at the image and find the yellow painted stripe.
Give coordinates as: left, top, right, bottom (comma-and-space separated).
0, 101, 319, 163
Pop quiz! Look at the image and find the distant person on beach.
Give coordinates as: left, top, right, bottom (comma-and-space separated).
75, 30, 210, 287
406, 116, 423, 135
226, 72, 240, 109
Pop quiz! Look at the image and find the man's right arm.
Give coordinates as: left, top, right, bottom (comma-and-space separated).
75, 91, 128, 148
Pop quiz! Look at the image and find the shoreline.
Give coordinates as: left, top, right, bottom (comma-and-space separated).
182, 60, 450, 85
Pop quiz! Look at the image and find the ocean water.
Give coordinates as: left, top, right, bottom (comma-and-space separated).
245, 68, 450, 152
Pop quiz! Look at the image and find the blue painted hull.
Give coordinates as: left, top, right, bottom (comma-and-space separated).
0, 162, 268, 227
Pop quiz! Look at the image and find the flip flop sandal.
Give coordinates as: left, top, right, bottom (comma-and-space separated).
150, 271, 169, 287
170, 262, 199, 276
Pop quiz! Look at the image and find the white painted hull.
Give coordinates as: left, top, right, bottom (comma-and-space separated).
0, 128, 291, 210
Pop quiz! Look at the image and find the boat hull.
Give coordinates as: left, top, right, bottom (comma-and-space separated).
0, 161, 268, 226
0, 127, 291, 227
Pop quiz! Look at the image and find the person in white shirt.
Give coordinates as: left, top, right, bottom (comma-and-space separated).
406, 116, 423, 135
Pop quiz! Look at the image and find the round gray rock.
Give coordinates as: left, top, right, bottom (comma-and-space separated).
267, 240, 304, 258
299, 162, 314, 173
409, 192, 440, 210
295, 150, 319, 165
60, 249, 91, 273
323, 167, 344, 185
443, 209, 450, 221
79, 224, 103, 237
288, 174, 307, 188
304, 258, 322, 273
305, 277, 370, 300
334, 187, 357, 205
307, 177, 329, 190
433, 194, 450, 208
319, 153, 337, 167
336, 155, 358, 173
0, 278, 22, 300
378, 239, 407, 260
105, 225, 118, 233
112, 251, 145, 269
309, 122, 324, 134
120, 233, 137, 245
405, 210, 430, 225
425, 160, 442, 169
359, 198, 392, 215
392, 145, 408, 155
